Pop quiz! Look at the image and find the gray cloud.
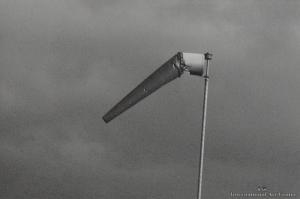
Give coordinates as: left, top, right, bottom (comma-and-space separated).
0, 0, 299, 198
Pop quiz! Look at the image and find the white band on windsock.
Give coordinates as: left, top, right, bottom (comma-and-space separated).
182, 52, 205, 76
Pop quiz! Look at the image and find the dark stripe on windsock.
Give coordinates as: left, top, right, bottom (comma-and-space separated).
103, 53, 183, 123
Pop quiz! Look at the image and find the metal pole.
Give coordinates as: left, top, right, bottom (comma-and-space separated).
196, 52, 212, 199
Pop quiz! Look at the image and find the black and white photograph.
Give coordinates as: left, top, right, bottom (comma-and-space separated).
0, 0, 299, 198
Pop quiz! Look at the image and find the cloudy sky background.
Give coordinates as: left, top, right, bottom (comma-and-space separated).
0, 0, 299, 198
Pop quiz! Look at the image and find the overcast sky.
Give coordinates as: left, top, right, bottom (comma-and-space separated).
0, 0, 299, 198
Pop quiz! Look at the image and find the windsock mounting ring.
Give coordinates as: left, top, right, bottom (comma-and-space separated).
180, 52, 206, 76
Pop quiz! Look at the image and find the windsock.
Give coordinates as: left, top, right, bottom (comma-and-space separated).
103, 52, 206, 123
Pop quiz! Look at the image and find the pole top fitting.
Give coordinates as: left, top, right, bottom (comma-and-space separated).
204, 52, 213, 60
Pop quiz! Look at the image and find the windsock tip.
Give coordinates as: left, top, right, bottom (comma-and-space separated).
102, 115, 110, 123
